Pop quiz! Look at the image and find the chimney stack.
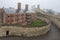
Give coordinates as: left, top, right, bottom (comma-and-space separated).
37, 5, 40, 9
25, 4, 28, 11
18, 3, 21, 10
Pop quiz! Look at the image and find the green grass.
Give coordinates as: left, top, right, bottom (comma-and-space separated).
29, 19, 47, 27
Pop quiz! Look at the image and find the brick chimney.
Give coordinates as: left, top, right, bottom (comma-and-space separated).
18, 3, 21, 10
25, 4, 28, 11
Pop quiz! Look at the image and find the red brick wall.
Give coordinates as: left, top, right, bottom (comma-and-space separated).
3, 12, 36, 25
3, 13, 27, 25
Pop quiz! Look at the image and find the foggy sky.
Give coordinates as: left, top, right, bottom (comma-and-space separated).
0, 0, 60, 12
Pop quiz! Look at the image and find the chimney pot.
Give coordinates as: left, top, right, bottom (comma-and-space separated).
25, 4, 28, 11
18, 3, 21, 10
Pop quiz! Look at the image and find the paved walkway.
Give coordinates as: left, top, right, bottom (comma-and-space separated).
0, 23, 60, 40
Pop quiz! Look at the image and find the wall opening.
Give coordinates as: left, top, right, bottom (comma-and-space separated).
6, 30, 9, 36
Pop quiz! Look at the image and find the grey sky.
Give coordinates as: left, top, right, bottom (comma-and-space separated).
0, 0, 60, 12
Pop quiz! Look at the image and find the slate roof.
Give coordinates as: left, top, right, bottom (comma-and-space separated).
3, 8, 36, 14
3, 8, 16, 14
19, 9, 25, 13
26, 10, 36, 13
3, 8, 24, 14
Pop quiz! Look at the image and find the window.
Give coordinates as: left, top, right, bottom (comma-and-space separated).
15, 15, 17, 16
15, 19, 18, 21
8, 16, 10, 17
11, 15, 14, 17
21, 14, 24, 16
21, 17, 25, 20
11, 20, 14, 21
18, 15, 20, 16
7, 20, 9, 22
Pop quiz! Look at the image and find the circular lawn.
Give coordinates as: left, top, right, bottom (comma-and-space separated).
27, 19, 48, 27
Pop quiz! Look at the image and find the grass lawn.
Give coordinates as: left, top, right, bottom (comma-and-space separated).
29, 19, 47, 27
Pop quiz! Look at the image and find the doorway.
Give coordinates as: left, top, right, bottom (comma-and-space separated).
6, 30, 9, 36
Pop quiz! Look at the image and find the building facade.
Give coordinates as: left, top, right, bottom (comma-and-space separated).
0, 8, 4, 24
0, 2, 37, 26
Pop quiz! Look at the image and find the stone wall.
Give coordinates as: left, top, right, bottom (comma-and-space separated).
50, 17, 60, 28
0, 17, 50, 37
0, 24, 50, 37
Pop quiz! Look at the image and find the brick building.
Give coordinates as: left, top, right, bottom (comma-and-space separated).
0, 2, 37, 26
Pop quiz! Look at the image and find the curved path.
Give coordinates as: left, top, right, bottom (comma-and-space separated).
0, 23, 60, 40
